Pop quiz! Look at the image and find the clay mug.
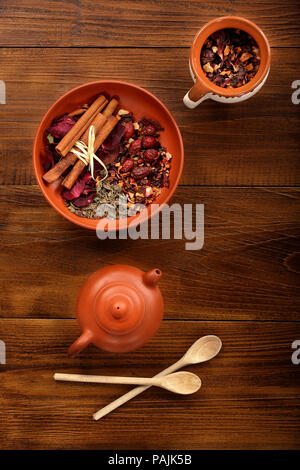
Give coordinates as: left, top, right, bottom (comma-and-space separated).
68, 265, 164, 355
183, 16, 271, 108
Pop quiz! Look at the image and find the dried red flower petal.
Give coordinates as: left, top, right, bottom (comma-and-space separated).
62, 173, 94, 200
102, 122, 125, 151
72, 192, 97, 207
48, 114, 76, 140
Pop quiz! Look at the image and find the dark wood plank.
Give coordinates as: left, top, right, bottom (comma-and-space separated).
0, 48, 299, 186
0, 319, 299, 449
0, 1, 299, 47
0, 186, 299, 321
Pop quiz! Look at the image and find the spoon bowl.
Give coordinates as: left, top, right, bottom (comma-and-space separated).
162, 372, 201, 395
183, 335, 222, 365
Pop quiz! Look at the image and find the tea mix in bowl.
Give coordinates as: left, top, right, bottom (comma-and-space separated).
42, 95, 172, 219
200, 28, 260, 88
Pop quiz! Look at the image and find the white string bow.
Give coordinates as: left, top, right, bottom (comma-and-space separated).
70, 125, 108, 182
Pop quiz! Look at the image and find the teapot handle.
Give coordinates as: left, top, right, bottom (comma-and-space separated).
68, 330, 93, 357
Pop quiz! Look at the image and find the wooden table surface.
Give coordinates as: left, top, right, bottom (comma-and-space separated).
0, 0, 299, 450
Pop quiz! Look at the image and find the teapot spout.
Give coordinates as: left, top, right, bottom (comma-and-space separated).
143, 268, 162, 287
68, 330, 93, 357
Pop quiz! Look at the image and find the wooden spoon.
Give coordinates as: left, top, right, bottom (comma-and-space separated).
93, 335, 222, 420
54, 371, 201, 395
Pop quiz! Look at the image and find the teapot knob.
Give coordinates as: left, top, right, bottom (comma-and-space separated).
143, 268, 162, 287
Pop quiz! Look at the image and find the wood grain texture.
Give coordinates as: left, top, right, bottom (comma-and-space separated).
0, 47, 299, 186
0, 319, 299, 449
0, 0, 299, 452
0, 186, 299, 321
0, 0, 299, 47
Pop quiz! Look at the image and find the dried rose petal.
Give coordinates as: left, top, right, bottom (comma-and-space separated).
48, 114, 76, 140
99, 148, 120, 166
62, 173, 93, 200
102, 122, 125, 151
72, 192, 97, 207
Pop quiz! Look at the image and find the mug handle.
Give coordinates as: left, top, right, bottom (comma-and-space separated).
68, 329, 93, 356
183, 81, 211, 109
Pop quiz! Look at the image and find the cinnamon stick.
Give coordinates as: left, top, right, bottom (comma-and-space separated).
42, 152, 78, 184
68, 108, 87, 117
62, 115, 121, 190
102, 98, 119, 118
56, 95, 107, 157
43, 113, 107, 184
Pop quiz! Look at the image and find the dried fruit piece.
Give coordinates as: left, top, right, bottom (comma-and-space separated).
144, 148, 159, 162
144, 123, 157, 135
132, 166, 151, 179
145, 186, 153, 197
118, 109, 129, 116
142, 136, 158, 148
121, 158, 134, 172
123, 121, 135, 140
129, 138, 142, 154
203, 62, 214, 73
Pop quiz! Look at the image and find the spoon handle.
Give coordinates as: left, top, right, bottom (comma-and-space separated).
93, 359, 186, 420
54, 373, 162, 387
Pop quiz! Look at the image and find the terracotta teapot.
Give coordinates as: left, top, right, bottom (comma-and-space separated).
68, 265, 164, 356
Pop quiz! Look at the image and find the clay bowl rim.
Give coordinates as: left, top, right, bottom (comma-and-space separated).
190, 16, 271, 97
33, 80, 184, 232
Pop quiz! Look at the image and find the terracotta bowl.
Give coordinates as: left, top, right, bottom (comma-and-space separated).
183, 16, 271, 108
33, 80, 184, 231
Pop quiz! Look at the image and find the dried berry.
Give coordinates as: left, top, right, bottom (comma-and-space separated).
144, 123, 157, 135
132, 166, 151, 180
142, 136, 158, 148
123, 121, 135, 140
129, 138, 142, 154
121, 158, 134, 172
139, 117, 163, 132
144, 148, 159, 162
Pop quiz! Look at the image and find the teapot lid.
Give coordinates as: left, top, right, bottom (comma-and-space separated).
94, 281, 145, 335
75, 265, 164, 353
